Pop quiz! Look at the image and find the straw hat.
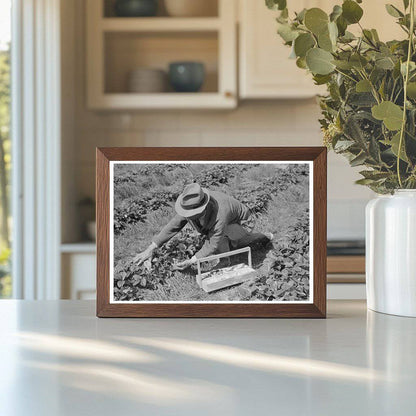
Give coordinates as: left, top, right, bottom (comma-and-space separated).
175, 183, 210, 218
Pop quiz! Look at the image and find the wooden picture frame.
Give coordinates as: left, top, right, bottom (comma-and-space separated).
96, 147, 327, 318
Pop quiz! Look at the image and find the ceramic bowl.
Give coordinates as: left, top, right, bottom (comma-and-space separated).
168, 62, 205, 93
114, 0, 158, 17
127, 68, 167, 93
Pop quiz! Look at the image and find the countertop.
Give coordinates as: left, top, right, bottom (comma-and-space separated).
0, 300, 415, 415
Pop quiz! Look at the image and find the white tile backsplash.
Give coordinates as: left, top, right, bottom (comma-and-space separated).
328, 199, 368, 240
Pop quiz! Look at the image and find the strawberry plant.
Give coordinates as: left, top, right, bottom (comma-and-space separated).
114, 228, 204, 301
252, 210, 310, 301
114, 190, 177, 233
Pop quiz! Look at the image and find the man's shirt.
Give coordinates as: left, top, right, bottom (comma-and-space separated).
152, 190, 251, 258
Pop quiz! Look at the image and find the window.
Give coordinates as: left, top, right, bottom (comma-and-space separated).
0, 0, 11, 298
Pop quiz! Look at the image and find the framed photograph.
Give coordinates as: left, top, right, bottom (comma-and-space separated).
96, 147, 327, 318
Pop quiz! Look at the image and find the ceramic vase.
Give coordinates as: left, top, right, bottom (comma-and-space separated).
366, 190, 416, 317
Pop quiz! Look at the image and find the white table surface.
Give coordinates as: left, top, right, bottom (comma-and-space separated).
0, 300, 415, 416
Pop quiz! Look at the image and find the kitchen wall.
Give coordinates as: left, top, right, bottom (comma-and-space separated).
61, 0, 374, 243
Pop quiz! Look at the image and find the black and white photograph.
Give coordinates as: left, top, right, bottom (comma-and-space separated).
110, 161, 313, 303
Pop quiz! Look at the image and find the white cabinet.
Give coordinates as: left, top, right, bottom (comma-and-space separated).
238, 0, 403, 99
239, 0, 322, 99
86, 0, 237, 109
61, 244, 96, 300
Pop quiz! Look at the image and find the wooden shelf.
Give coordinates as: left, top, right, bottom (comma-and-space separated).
89, 92, 235, 110
327, 256, 365, 274
101, 17, 221, 32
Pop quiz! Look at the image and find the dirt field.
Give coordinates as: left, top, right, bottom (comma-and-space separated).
113, 163, 310, 302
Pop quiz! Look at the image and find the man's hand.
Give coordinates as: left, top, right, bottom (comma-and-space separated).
173, 256, 197, 271
133, 242, 157, 265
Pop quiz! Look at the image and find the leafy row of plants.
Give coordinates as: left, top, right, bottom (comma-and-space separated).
114, 229, 204, 301
114, 190, 176, 233
193, 164, 244, 187
267, 0, 416, 193
115, 164, 308, 234
253, 210, 310, 301
234, 164, 308, 214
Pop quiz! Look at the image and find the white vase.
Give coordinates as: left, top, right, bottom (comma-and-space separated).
366, 190, 416, 317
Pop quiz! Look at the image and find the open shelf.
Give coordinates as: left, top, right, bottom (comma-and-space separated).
104, 31, 219, 94
101, 17, 220, 32
91, 92, 235, 109
86, 0, 237, 109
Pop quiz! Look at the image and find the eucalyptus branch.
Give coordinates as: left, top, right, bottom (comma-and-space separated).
267, 0, 416, 193
397, 0, 415, 188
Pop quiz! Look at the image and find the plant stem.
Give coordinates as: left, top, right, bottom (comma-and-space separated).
397, 0, 415, 188
358, 69, 380, 104
334, 68, 357, 83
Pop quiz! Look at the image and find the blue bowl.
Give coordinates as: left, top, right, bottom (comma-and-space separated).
114, 0, 158, 17
169, 62, 205, 93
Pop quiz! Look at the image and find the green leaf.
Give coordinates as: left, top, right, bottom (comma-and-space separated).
339, 31, 356, 42
306, 48, 335, 75
403, 0, 410, 9
328, 21, 338, 45
336, 15, 348, 36
333, 59, 353, 70
318, 31, 333, 52
294, 33, 315, 57
355, 178, 377, 185
375, 56, 395, 70
356, 79, 372, 92
371, 29, 380, 42
330, 5, 343, 22
372, 101, 403, 130
385, 4, 403, 18
313, 74, 332, 85
280, 8, 289, 19
342, 0, 363, 24
350, 152, 368, 167
350, 53, 368, 69
277, 23, 299, 42
334, 139, 356, 152
295, 8, 307, 22
407, 82, 416, 99
359, 170, 391, 180
369, 136, 381, 162
401, 61, 416, 76
296, 57, 307, 69
304, 8, 329, 35
266, 0, 287, 11
362, 29, 375, 44
344, 113, 368, 147
381, 132, 409, 162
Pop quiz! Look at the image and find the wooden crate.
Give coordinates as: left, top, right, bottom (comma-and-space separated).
196, 247, 257, 293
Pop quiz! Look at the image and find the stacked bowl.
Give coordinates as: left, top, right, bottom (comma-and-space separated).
127, 68, 167, 93
164, 0, 217, 17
